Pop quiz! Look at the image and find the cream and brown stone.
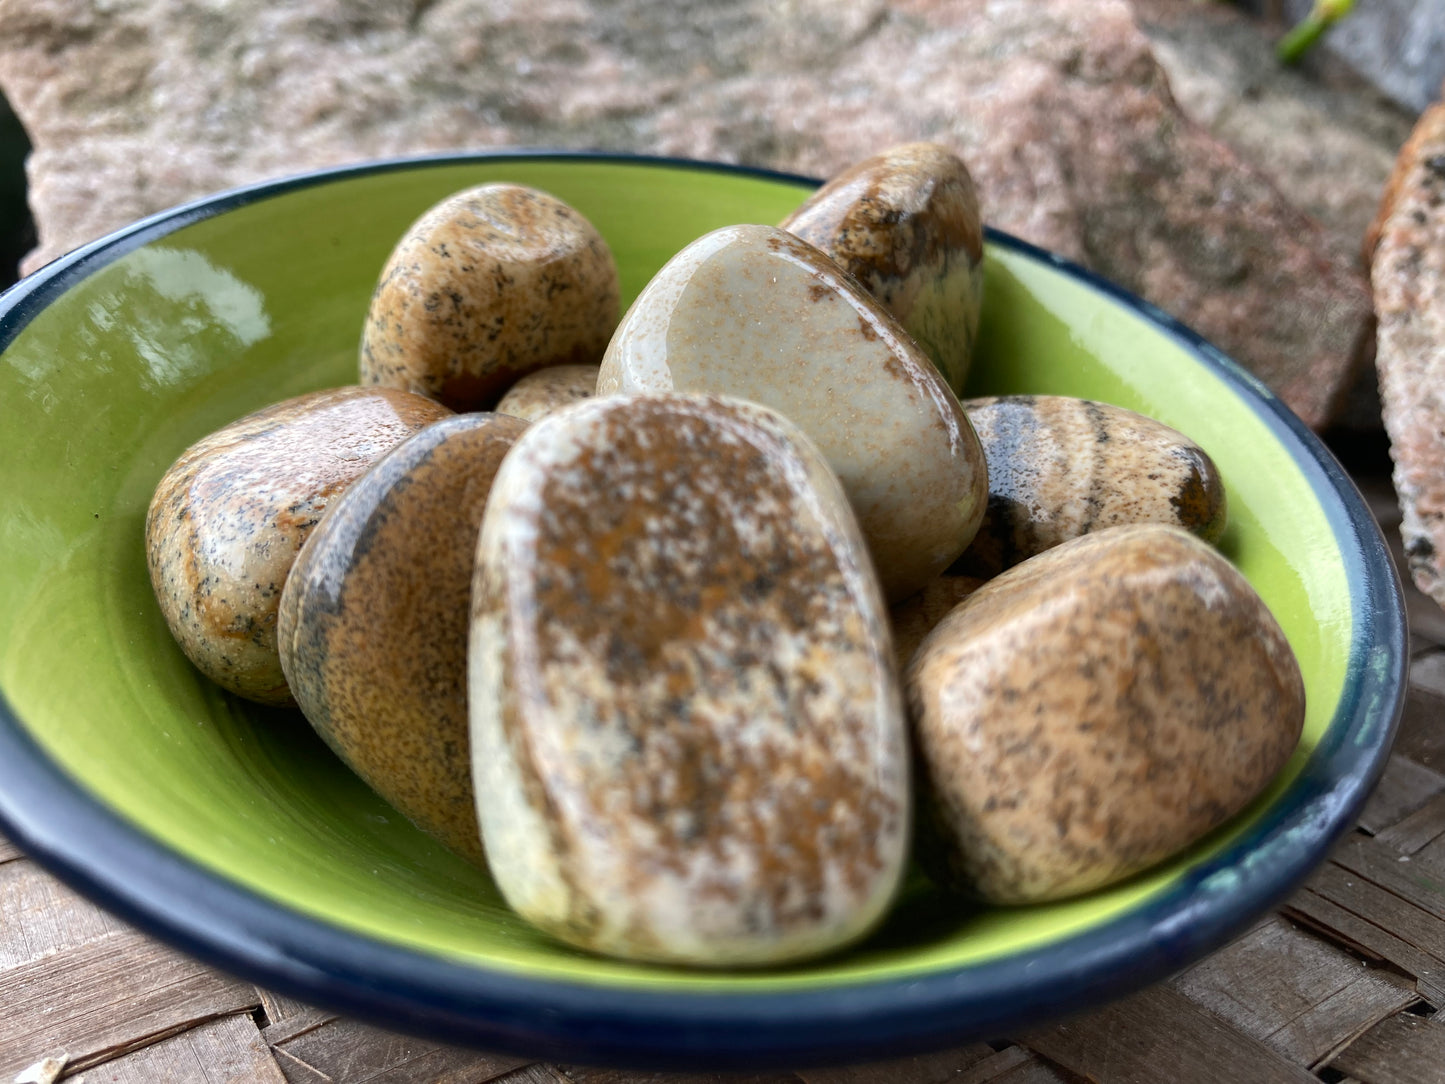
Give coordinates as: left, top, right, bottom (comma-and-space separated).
958, 395, 1228, 577
360, 184, 620, 412
494, 364, 600, 423
598, 224, 987, 603
1369, 102, 1445, 611
908, 524, 1304, 905
470, 393, 909, 966
278, 412, 525, 866
781, 142, 984, 395
145, 386, 452, 706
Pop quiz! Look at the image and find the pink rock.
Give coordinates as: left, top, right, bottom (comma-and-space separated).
1370, 102, 1445, 611
0, 0, 1371, 427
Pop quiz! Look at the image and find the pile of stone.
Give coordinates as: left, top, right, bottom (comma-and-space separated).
0, 0, 1440, 604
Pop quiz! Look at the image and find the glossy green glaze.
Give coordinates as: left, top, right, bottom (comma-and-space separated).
0, 158, 1348, 991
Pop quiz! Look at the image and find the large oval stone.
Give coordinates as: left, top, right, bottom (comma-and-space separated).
360, 184, 620, 411
278, 412, 526, 866
908, 524, 1304, 904
781, 142, 985, 394
145, 386, 452, 705
597, 223, 986, 603
959, 395, 1228, 577
470, 393, 910, 965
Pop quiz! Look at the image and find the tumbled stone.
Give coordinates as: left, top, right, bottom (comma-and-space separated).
360, 184, 619, 412
597, 223, 987, 602
1370, 102, 1445, 612
145, 386, 452, 705
278, 412, 526, 866
470, 393, 909, 965
494, 363, 600, 423
908, 524, 1305, 904
958, 395, 1228, 577
781, 142, 984, 394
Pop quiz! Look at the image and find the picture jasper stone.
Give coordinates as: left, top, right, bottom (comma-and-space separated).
278, 412, 526, 866
145, 386, 451, 705
360, 184, 620, 411
781, 142, 985, 394
470, 393, 910, 966
597, 223, 987, 603
908, 524, 1305, 905
494, 363, 600, 422
958, 395, 1228, 577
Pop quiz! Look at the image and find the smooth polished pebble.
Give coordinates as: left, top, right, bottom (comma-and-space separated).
494, 363, 600, 422
278, 412, 526, 866
145, 386, 452, 705
597, 223, 987, 603
470, 393, 910, 966
958, 395, 1228, 577
780, 142, 985, 394
908, 524, 1305, 904
360, 184, 619, 411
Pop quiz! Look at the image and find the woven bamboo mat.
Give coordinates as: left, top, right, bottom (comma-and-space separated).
4, 454, 1444, 1084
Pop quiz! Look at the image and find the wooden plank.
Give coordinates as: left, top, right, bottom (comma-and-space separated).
1358, 755, 1445, 836
1018, 983, 1319, 1084
988, 1056, 1081, 1084
799, 1043, 998, 1084
497, 1069, 568, 1084
1306, 861, 1445, 966
256, 987, 320, 1029
1282, 888, 1445, 1007
258, 1004, 338, 1047
942, 1047, 1078, 1084
0, 858, 121, 971
0, 831, 23, 865
1375, 791, 1445, 855
559, 1067, 802, 1084
1330, 836, 1445, 925
954, 1047, 1034, 1084
1328, 1011, 1445, 1084
0, 927, 261, 1079
1171, 915, 1418, 1066
1416, 651, 1445, 695
264, 1014, 527, 1084
1396, 678, 1445, 775
62, 1012, 287, 1084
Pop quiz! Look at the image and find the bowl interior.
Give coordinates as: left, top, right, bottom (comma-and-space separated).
0, 156, 1353, 992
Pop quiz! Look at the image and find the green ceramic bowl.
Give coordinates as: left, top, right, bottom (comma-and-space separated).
0, 153, 1407, 1067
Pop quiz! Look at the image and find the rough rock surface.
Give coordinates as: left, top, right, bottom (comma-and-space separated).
1134, 0, 1416, 267
0, 0, 1372, 428
1370, 102, 1445, 610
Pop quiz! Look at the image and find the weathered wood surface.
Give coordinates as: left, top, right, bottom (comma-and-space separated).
3, 468, 1444, 1083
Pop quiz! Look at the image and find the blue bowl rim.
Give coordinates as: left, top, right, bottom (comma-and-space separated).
0, 149, 1409, 1069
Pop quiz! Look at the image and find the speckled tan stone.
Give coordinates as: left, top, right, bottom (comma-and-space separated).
470, 393, 909, 966
360, 184, 620, 412
597, 223, 987, 603
1369, 103, 1445, 611
958, 395, 1228, 577
888, 573, 986, 674
781, 143, 985, 395
494, 363, 600, 423
145, 387, 452, 706
908, 524, 1304, 904
277, 412, 525, 866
